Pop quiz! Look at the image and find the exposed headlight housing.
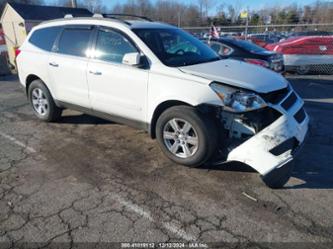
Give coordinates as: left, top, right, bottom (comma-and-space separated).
210, 82, 267, 113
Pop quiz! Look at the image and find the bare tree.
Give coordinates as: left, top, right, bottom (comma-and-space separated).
54, 0, 73, 7
81, 0, 106, 13
197, 0, 216, 21
10, 0, 332, 27
1, 0, 45, 12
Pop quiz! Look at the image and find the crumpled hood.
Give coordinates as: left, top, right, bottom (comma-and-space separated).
179, 59, 288, 93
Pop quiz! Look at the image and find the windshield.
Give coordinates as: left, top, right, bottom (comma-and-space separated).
229, 39, 266, 53
133, 28, 220, 67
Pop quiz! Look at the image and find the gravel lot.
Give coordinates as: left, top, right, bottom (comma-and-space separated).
0, 75, 332, 248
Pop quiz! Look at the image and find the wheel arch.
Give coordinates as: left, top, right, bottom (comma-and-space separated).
149, 100, 191, 139
149, 100, 220, 139
25, 74, 55, 100
25, 74, 42, 96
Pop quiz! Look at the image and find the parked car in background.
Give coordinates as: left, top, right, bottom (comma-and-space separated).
248, 33, 282, 44
266, 36, 333, 74
247, 36, 268, 47
0, 28, 6, 52
203, 37, 284, 73
287, 30, 331, 39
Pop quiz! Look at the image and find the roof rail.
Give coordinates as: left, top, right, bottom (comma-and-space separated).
102, 13, 153, 22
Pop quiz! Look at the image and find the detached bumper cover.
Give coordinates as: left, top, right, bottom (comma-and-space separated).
227, 88, 309, 176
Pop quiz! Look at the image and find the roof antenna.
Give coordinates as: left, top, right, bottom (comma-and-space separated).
64, 14, 73, 18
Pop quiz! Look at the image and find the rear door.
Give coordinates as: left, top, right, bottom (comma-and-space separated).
87, 27, 149, 123
48, 25, 93, 108
18, 26, 61, 89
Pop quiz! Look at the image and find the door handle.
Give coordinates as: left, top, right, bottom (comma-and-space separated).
49, 62, 59, 67
89, 70, 102, 75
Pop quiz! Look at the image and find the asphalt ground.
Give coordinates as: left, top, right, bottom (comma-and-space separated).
0, 74, 332, 249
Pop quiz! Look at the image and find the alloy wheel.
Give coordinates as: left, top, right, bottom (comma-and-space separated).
31, 88, 49, 116
163, 118, 199, 158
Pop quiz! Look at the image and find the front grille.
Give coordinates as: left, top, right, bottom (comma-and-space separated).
294, 108, 306, 124
260, 87, 289, 104
281, 92, 297, 110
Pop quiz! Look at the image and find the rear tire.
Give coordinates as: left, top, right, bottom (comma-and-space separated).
156, 105, 218, 167
28, 79, 62, 122
296, 65, 310, 75
261, 161, 294, 189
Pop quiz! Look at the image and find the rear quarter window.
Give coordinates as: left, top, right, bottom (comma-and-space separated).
29, 26, 61, 51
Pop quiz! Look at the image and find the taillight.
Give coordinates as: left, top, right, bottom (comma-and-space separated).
244, 58, 270, 68
15, 48, 21, 58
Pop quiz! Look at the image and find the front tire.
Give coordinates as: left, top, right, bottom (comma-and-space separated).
156, 105, 218, 167
28, 79, 62, 122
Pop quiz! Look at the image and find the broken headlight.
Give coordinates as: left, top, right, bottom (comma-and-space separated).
210, 82, 267, 113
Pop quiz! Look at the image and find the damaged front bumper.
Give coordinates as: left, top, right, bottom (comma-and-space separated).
225, 87, 309, 176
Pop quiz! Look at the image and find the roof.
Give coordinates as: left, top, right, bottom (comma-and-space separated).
38, 17, 175, 31
128, 21, 175, 29
7, 2, 92, 21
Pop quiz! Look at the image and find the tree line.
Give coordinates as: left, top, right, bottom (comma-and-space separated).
1, 0, 333, 27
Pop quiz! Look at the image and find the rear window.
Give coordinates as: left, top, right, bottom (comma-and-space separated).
29, 27, 61, 51
57, 28, 92, 57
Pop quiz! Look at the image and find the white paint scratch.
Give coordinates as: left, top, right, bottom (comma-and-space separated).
113, 194, 196, 241
0, 131, 36, 153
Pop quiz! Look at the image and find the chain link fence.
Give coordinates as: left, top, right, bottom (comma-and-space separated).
183, 23, 333, 35
183, 23, 333, 75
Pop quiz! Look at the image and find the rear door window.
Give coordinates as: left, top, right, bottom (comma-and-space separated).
29, 26, 61, 51
57, 28, 92, 57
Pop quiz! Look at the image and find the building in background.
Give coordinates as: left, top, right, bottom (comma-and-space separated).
0, 2, 91, 70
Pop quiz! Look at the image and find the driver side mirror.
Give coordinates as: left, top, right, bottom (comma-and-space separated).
122, 52, 141, 66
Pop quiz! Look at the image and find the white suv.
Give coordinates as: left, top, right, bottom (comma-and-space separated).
16, 15, 309, 188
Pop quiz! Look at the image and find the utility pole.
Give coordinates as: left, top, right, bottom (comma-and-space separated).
245, 13, 249, 40
71, 0, 77, 8
241, 7, 249, 40
245, 7, 250, 40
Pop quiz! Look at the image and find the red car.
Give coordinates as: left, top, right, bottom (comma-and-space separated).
0, 28, 11, 75
0, 28, 7, 53
236, 35, 268, 48
265, 36, 333, 74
